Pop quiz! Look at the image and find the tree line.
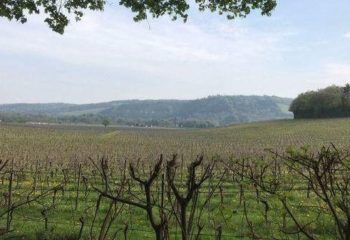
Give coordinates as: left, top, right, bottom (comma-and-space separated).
289, 84, 350, 119
0, 112, 215, 128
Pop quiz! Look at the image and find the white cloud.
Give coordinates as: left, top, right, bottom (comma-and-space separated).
326, 63, 350, 77
345, 32, 350, 39
0, 8, 289, 67
0, 7, 299, 103
322, 63, 350, 86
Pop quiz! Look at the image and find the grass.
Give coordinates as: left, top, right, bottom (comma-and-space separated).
0, 118, 349, 239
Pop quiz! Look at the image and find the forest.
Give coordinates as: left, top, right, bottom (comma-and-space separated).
0, 95, 292, 128
290, 84, 350, 119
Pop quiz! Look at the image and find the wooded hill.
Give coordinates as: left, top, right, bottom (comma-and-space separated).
0, 95, 292, 127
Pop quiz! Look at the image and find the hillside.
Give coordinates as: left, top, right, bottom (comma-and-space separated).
0, 95, 293, 127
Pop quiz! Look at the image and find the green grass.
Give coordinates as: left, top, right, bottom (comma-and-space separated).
0, 118, 349, 239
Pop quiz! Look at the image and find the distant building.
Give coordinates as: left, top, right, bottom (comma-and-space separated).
27, 122, 49, 125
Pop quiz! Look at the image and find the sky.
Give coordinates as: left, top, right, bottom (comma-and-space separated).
0, 1, 350, 104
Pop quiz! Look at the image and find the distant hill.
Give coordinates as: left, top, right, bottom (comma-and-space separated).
0, 95, 293, 127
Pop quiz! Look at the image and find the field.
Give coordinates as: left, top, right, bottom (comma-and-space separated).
1, 118, 350, 239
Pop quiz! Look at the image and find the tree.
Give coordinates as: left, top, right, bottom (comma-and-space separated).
92, 154, 219, 240
342, 83, 350, 111
0, 0, 276, 34
248, 145, 350, 240
102, 119, 110, 128
289, 84, 350, 119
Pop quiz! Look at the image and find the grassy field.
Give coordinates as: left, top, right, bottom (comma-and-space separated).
2, 118, 350, 160
1, 118, 350, 239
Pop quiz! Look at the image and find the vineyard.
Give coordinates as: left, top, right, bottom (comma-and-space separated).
1, 118, 350, 239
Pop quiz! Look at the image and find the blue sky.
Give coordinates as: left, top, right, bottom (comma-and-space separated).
0, 0, 349, 103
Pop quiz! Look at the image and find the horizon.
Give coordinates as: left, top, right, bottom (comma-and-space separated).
1, 1, 350, 104
0, 93, 293, 105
